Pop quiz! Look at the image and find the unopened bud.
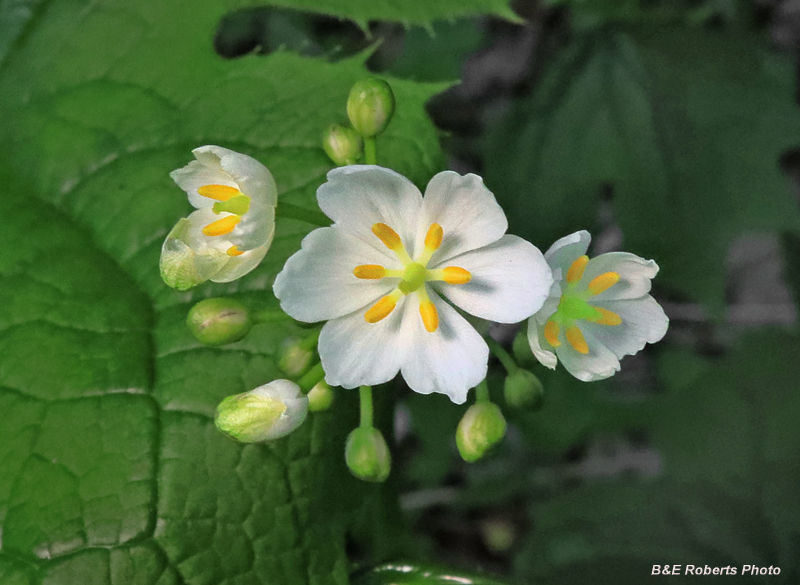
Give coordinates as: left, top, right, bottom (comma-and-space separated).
215, 380, 308, 443
187, 297, 251, 346
322, 124, 363, 165
345, 427, 391, 482
307, 379, 334, 412
456, 402, 506, 462
504, 369, 544, 410
278, 337, 314, 378
346, 78, 395, 138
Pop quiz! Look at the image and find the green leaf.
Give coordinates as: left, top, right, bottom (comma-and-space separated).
484, 27, 800, 314
356, 561, 516, 585
0, 0, 452, 582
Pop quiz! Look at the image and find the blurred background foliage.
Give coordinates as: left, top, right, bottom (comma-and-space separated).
1, 0, 799, 583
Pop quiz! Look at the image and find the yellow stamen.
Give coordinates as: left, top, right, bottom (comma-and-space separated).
544, 320, 561, 347
588, 272, 620, 295
202, 215, 241, 237
197, 184, 240, 201
593, 307, 622, 326
441, 266, 471, 284
419, 300, 439, 332
226, 245, 244, 257
424, 223, 443, 251
567, 255, 589, 284
365, 295, 397, 323
565, 326, 589, 354
353, 265, 386, 279
372, 223, 402, 251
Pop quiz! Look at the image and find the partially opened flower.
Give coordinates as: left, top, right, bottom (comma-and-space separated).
274, 166, 552, 404
160, 145, 277, 290
527, 231, 669, 381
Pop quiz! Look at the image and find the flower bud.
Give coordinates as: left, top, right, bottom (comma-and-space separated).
322, 124, 363, 166
456, 402, 507, 462
503, 369, 544, 410
307, 379, 334, 412
187, 297, 251, 346
345, 427, 391, 482
346, 78, 395, 138
277, 337, 314, 378
215, 380, 308, 443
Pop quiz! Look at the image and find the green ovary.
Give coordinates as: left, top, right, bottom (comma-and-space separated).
398, 262, 427, 294
552, 294, 601, 325
213, 194, 251, 216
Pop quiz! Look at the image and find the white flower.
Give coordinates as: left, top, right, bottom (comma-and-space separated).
527, 230, 669, 381
160, 145, 277, 290
273, 166, 552, 404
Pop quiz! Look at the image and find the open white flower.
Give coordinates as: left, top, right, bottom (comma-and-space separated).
160, 145, 277, 290
274, 166, 552, 404
527, 230, 669, 381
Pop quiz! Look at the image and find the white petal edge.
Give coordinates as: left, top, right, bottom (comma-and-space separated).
580, 252, 659, 301
544, 230, 591, 278
230, 200, 275, 251
526, 315, 558, 370
250, 380, 308, 439
554, 323, 621, 382
274, 226, 398, 323
433, 235, 553, 323
200, 145, 278, 207
171, 160, 237, 210
583, 296, 669, 359
211, 243, 269, 283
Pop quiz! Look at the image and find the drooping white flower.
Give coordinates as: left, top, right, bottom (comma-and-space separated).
527, 231, 669, 381
274, 166, 552, 404
160, 145, 277, 290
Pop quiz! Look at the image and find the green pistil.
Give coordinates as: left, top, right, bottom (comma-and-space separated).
398, 262, 427, 294
213, 195, 250, 216
551, 293, 601, 326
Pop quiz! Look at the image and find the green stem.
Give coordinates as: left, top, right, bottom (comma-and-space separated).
475, 380, 490, 403
359, 385, 374, 428
251, 308, 285, 324
276, 202, 330, 227
485, 336, 518, 374
299, 328, 321, 351
297, 363, 325, 393
364, 137, 377, 165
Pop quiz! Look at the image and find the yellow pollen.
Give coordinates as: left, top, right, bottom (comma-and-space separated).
544, 320, 561, 347
565, 326, 589, 354
594, 307, 622, 326
202, 215, 241, 237
197, 184, 240, 201
419, 300, 439, 332
226, 245, 244, 257
365, 295, 397, 323
353, 265, 386, 279
442, 266, 471, 284
567, 255, 589, 284
588, 272, 620, 295
372, 223, 402, 251
424, 223, 443, 251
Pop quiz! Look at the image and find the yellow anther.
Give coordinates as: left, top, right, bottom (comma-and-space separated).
202, 215, 241, 237
567, 255, 589, 284
365, 295, 397, 323
372, 223, 402, 251
197, 184, 240, 201
226, 245, 244, 257
424, 223, 443, 251
441, 266, 471, 285
354, 265, 386, 279
419, 300, 439, 332
565, 326, 589, 354
593, 307, 622, 326
588, 272, 620, 295
544, 320, 561, 347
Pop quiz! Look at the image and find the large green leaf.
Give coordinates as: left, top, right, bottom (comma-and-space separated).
0, 0, 452, 582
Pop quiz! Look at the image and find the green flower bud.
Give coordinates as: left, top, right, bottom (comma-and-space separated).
277, 337, 314, 378
307, 379, 334, 412
215, 380, 308, 443
345, 427, 391, 482
512, 326, 537, 368
456, 402, 507, 463
503, 369, 544, 410
187, 297, 251, 346
322, 124, 363, 165
346, 78, 396, 138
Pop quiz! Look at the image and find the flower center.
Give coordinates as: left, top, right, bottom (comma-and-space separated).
354, 222, 472, 333
197, 184, 252, 256
543, 255, 622, 354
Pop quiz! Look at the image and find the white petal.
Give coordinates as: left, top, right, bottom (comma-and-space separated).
317, 165, 422, 256
211, 243, 269, 283
318, 296, 415, 388
433, 235, 553, 323
583, 296, 669, 359
579, 252, 659, 301
400, 290, 489, 404
170, 160, 236, 210
159, 218, 229, 290
555, 323, 621, 382
230, 200, 275, 250
274, 226, 398, 323
526, 316, 558, 370
417, 171, 508, 264
198, 145, 278, 206
250, 380, 309, 439
544, 230, 591, 279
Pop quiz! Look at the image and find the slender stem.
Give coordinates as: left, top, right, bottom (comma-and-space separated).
475, 380, 490, 403
251, 308, 285, 324
299, 328, 321, 351
297, 362, 325, 393
275, 202, 330, 227
485, 336, 518, 374
364, 137, 377, 165
359, 385, 374, 428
